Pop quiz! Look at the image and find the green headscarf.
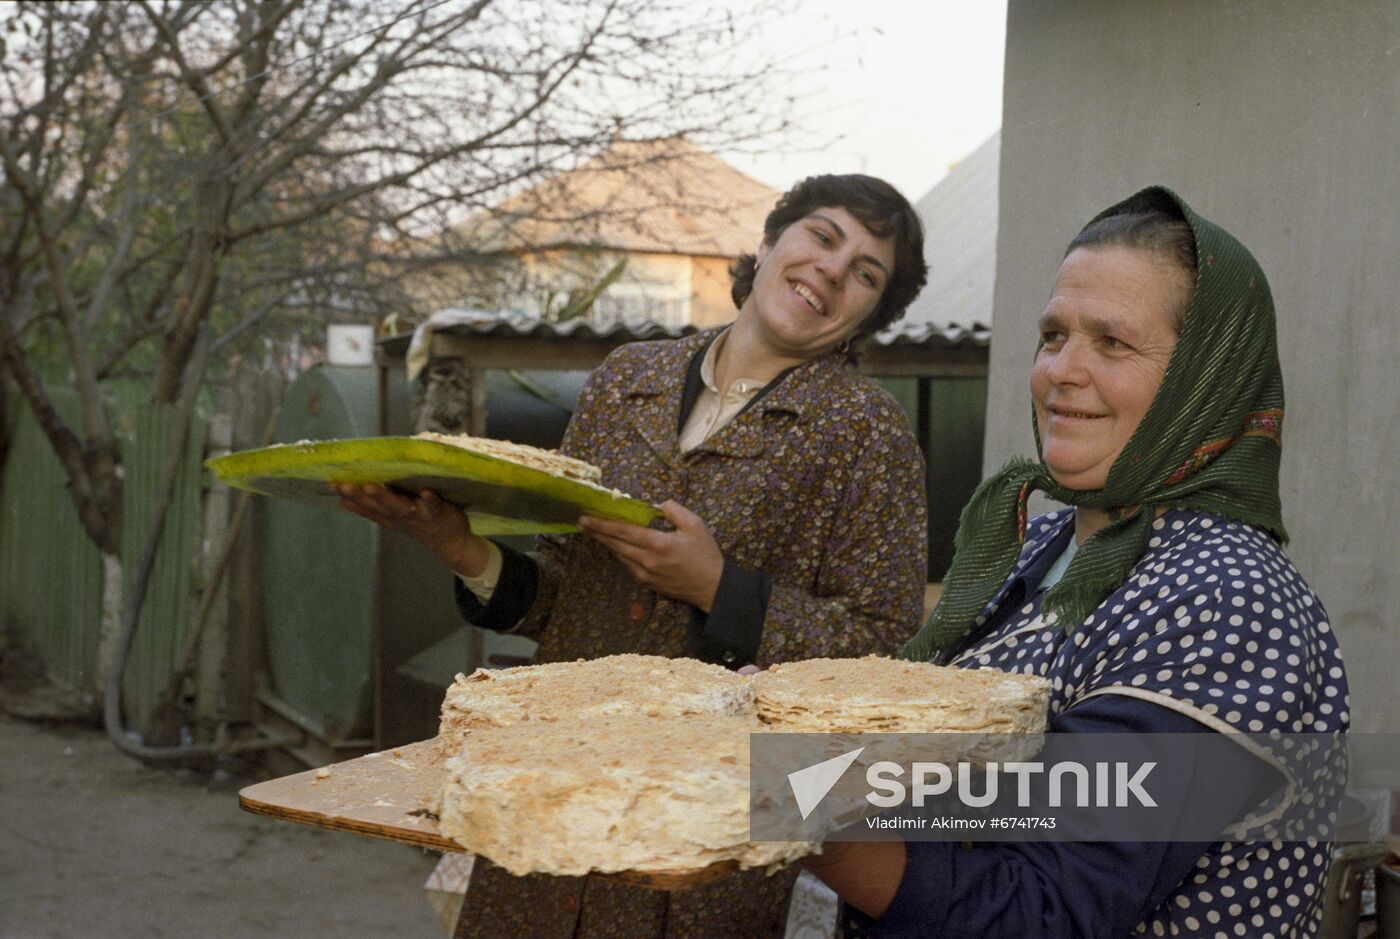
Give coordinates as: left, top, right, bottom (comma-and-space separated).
902, 186, 1286, 661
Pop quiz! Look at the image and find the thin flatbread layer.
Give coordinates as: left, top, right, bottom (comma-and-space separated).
438, 654, 753, 751
750, 655, 1051, 735
415, 431, 601, 484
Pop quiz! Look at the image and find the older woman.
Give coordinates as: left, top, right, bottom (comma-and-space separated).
337, 174, 930, 939
805, 187, 1348, 938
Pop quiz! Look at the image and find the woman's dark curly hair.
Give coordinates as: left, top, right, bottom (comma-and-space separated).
729, 174, 928, 345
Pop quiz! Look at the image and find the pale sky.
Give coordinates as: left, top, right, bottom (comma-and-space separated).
723, 0, 1007, 202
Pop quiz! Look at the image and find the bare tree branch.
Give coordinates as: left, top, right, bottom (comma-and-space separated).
0, 0, 799, 712
0, 126, 111, 450
137, 0, 235, 142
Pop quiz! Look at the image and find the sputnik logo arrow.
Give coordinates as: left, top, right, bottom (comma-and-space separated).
787, 746, 865, 820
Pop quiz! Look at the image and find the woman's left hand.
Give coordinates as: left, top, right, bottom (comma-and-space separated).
578, 500, 724, 612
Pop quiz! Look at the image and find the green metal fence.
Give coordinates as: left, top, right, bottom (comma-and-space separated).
0, 383, 208, 733
879, 376, 989, 581
0, 389, 105, 692
1, 370, 985, 735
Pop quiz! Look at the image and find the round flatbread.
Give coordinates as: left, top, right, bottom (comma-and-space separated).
438, 654, 753, 751
750, 655, 1051, 734
438, 713, 812, 876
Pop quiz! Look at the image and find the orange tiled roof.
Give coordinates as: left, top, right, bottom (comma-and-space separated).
459, 137, 778, 258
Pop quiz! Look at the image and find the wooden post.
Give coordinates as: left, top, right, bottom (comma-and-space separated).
225, 360, 286, 725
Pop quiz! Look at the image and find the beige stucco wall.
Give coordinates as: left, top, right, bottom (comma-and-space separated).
690, 255, 740, 328
989, 1, 1400, 732
576, 249, 739, 328
402, 247, 741, 329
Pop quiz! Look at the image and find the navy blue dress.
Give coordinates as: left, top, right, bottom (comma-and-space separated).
847, 508, 1349, 939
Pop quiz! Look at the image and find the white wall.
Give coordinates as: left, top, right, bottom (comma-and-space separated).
988, 0, 1400, 731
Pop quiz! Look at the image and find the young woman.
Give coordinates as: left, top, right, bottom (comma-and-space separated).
337, 174, 933, 939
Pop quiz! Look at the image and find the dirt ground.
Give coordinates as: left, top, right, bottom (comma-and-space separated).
0, 712, 446, 939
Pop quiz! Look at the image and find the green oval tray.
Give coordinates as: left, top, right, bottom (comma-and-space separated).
206, 437, 662, 536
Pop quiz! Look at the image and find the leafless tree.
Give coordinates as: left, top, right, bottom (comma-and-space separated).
0, 0, 794, 712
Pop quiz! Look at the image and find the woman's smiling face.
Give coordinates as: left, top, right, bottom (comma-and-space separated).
1031, 246, 1189, 490
744, 205, 896, 359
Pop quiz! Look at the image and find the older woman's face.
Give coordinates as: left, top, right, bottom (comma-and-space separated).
1031, 246, 1188, 490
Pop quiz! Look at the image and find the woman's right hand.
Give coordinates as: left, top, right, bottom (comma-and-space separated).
330, 483, 491, 578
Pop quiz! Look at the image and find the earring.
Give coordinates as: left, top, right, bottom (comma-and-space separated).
837, 338, 851, 355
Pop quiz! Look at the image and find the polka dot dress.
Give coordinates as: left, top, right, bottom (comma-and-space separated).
951, 508, 1349, 939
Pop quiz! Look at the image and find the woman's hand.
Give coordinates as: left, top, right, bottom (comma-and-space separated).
577, 500, 724, 611
330, 483, 491, 578
800, 839, 907, 919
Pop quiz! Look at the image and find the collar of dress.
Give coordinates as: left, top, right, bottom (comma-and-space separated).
623, 326, 848, 423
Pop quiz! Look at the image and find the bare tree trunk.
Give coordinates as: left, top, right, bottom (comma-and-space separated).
151, 177, 229, 403
96, 551, 124, 701
0, 376, 10, 475
0, 0, 795, 755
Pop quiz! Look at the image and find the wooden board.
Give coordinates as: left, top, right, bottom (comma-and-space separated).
239, 739, 460, 852
206, 437, 662, 536
238, 739, 741, 890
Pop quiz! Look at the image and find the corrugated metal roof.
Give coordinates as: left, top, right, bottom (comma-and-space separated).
389, 309, 988, 361
427, 310, 695, 342
456, 137, 779, 259
903, 131, 1000, 332
872, 318, 992, 349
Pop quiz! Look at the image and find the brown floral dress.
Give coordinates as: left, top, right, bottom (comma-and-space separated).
454, 328, 928, 939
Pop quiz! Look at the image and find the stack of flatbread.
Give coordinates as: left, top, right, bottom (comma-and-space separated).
437, 655, 793, 877
440, 713, 811, 877
435, 653, 1050, 880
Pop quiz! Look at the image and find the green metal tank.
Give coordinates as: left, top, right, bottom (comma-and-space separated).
260, 366, 386, 749
257, 365, 578, 759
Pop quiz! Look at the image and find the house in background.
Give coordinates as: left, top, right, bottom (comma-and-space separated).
890, 132, 1000, 579
414, 136, 777, 330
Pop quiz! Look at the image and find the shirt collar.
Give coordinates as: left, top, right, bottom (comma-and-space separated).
1008, 512, 1076, 598
975, 510, 1075, 623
